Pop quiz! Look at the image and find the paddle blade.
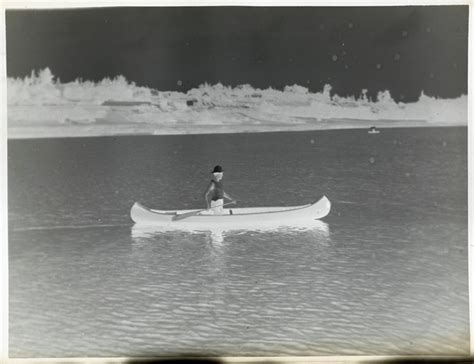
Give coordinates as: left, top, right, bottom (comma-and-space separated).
171, 200, 235, 221
172, 209, 201, 221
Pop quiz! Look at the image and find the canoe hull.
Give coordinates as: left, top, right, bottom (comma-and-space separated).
130, 196, 331, 227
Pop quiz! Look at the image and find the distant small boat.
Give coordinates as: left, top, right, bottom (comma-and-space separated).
368, 126, 380, 134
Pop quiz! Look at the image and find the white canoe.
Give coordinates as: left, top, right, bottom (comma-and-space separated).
130, 195, 331, 227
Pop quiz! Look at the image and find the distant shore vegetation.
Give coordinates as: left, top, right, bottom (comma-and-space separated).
7, 68, 467, 127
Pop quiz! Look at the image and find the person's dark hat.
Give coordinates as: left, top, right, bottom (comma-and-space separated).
212, 165, 224, 173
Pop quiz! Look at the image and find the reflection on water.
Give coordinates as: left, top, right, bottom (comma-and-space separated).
9, 218, 468, 357
131, 219, 330, 245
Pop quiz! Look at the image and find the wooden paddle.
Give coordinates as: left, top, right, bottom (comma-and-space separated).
172, 200, 237, 221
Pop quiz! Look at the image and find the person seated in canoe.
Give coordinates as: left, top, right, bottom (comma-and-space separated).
204, 165, 236, 215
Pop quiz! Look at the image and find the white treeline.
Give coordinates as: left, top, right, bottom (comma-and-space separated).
7, 68, 467, 126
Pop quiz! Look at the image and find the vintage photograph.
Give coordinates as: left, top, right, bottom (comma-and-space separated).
5, 4, 469, 358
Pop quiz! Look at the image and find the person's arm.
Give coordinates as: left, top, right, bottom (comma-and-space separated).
223, 191, 236, 203
204, 181, 215, 209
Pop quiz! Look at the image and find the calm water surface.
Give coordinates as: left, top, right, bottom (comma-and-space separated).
8, 127, 468, 357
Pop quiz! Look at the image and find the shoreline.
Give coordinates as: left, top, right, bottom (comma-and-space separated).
7, 119, 466, 139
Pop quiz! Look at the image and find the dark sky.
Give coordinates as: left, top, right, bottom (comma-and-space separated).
5, 6, 468, 102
